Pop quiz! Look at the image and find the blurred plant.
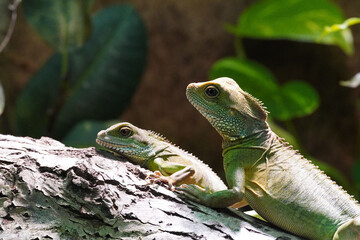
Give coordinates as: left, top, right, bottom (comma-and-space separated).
22, 0, 93, 77
340, 73, 360, 196
210, 58, 319, 120
210, 0, 358, 196
23, 0, 92, 53
227, 0, 354, 55
319, 17, 360, 45
15, 4, 147, 142
0, 0, 21, 53
62, 120, 119, 148
320, 17, 360, 195
354, 161, 360, 194
341, 73, 360, 88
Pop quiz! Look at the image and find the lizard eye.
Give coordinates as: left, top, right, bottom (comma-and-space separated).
205, 86, 219, 98
119, 126, 132, 137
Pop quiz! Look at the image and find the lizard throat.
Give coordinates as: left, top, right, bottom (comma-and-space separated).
186, 91, 245, 140
186, 91, 221, 125
96, 138, 151, 166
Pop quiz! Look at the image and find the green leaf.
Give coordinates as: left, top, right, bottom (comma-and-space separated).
319, 17, 360, 42
62, 120, 118, 148
210, 58, 319, 120
227, 0, 353, 55
16, 5, 147, 139
15, 54, 63, 137
23, 0, 93, 52
269, 81, 320, 119
0, 80, 4, 116
353, 161, 360, 194
52, 5, 147, 139
340, 73, 360, 88
210, 57, 278, 98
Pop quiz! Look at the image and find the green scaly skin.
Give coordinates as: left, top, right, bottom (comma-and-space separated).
96, 122, 229, 193
178, 77, 360, 240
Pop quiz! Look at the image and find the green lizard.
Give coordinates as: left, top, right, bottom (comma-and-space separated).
178, 77, 360, 240
96, 122, 233, 193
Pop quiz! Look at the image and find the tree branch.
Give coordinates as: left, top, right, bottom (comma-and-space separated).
0, 134, 304, 239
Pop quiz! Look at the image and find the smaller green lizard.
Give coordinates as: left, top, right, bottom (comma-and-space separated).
96, 122, 233, 194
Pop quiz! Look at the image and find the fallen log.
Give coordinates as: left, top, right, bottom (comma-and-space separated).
0, 134, 303, 240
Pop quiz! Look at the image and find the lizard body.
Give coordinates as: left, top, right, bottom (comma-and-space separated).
96, 122, 229, 192
179, 77, 360, 240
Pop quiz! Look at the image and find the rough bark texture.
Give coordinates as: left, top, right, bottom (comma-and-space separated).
0, 134, 304, 240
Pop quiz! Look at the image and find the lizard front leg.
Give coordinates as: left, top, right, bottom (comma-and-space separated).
147, 166, 195, 190
146, 158, 195, 190
176, 166, 245, 208
333, 217, 360, 240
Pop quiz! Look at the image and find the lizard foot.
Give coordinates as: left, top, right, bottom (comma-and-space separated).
175, 184, 209, 204
145, 171, 176, 191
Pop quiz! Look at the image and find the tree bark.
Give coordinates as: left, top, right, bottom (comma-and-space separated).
0, 134, 304, 240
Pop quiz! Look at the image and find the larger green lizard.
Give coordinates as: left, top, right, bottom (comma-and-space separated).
178, 77, 360, 240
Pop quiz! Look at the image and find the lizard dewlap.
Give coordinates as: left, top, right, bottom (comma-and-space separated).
179, 77, 360, 240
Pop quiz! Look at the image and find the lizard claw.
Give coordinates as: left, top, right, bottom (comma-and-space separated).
145, 171, 176, 191
175, 184, 208, 203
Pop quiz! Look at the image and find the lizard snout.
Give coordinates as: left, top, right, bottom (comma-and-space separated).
187, 83, 196, 89
97, 130, 106, 138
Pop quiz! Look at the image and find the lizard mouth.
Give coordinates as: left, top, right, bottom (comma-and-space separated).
96, 138, 125, 153
96, 137, 149, 166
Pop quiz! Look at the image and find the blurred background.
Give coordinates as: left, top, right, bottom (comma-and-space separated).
0, 0, 359, 199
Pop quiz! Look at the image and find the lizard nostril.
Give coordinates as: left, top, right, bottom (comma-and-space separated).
97, 130, 105, 137
187, 83, 196, 89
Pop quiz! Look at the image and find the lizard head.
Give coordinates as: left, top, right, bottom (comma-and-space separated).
186, 77, 268, 141
96, 122, 155, 165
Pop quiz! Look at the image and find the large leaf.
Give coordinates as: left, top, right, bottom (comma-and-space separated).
16, 5, 147, 138
262, 81, 320, 119
23, 0, 93, 52
354, 161, 360, 193
52, 5, 147, 139
209, 57, 278, 98
62, 120, 118, 148
15, 54, 63, 137
227, 0, 353, 55
0, 0, 11, 45
319, 17, 360, 42
210, 58, 319, 120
